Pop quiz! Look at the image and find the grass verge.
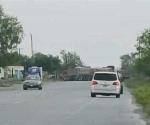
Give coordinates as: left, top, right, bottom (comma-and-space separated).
125, 77, 150, 116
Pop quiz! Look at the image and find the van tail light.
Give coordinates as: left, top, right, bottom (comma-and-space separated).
113, 82, 120, 86
92, 81, 98, 85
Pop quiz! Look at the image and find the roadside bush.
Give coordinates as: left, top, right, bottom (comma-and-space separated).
125, 77, 150, 116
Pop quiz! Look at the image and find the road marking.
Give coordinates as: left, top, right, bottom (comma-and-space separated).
63, 98, 96, 120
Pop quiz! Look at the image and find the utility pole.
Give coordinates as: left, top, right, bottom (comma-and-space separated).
139, 40, 141, 60
30, 33, 34, 57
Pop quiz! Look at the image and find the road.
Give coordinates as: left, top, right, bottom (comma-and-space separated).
0, 81, 146, 125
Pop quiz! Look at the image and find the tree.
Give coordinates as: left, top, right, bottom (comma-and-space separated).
120, 54, 133, 78
134, 29, 150, 76
136, 29, 150, 59
0, 5, 23, 67
31, 53, 50, 72
60, 50, 83, 69
0, 5, 3, 17
120, 28, 150, 77
120, 54, 131, 69
30, 53, 61, 73
48, 55, 61, 72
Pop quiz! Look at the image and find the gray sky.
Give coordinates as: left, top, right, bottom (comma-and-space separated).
1, 0, 150, 67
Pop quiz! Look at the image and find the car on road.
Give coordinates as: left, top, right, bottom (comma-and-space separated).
23, 75, 42, 90
91, 72, 121, 98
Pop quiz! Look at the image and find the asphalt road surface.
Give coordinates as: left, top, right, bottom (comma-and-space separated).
0, 81, 146, 125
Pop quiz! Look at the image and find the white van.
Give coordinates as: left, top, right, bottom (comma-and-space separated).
91, 72, 121, 98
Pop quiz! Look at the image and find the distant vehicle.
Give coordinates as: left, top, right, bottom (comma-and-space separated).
60, 67, 92, 81
23, 75, 42, 90
27, 66, 43, 80
91, 72, 121, 98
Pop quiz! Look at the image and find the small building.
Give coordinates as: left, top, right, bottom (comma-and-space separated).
0, 67, 4, 79
6, 66, 24, 80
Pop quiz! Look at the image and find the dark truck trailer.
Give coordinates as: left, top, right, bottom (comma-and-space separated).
60, 66, 116, 81
61, 67, 92, 81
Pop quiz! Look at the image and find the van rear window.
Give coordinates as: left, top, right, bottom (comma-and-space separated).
94, 73, 117, 81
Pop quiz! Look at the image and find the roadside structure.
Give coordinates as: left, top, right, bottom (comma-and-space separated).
6, 66, 24, 80
0, 67, 4, 79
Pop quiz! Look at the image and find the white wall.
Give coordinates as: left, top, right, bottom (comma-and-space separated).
0, 67, 4, 79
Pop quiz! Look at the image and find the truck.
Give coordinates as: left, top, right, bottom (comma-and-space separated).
27, 66, 43, 80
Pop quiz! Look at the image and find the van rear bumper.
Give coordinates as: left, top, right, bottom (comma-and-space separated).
91, 92, 119, 96
91, 89, 120, 95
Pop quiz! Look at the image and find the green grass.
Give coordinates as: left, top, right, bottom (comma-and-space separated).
125, 77, 150, 116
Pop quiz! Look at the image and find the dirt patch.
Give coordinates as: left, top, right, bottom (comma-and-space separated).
0, 79, 23, 89
0, 79, 12, 87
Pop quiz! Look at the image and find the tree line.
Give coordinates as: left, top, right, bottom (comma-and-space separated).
0, 5, 83, 74
120, 29, 150, 77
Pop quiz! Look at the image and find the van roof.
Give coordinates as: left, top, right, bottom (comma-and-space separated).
94, 71, 117, 74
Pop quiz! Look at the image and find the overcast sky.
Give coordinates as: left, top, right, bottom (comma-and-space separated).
1, 0, 150, 67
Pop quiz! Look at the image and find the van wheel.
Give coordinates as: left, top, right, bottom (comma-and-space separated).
23, 87, 27, 90
91, 93, 96, 97
38, 86, 42, 90
116, 94, 120, 98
